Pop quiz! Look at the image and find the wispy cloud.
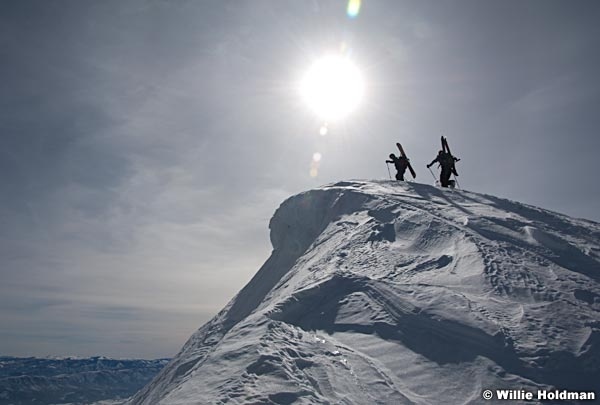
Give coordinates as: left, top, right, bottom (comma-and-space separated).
1, 0, 599, 358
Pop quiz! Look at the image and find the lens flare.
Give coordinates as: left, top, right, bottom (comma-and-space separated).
319, 125, 328, 136
309, 152, 323, 178
347, 0, 361, 18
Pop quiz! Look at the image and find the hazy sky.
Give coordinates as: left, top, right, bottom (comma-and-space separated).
1, 0, 599, 358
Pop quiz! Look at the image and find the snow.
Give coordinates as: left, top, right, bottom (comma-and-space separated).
0, 357, 167, 405
129, 180, 600, 404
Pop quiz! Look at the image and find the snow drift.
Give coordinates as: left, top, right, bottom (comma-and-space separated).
130, 181, 600, 404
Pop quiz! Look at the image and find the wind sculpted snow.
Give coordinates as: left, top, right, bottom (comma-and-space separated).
130, 181, 600, 404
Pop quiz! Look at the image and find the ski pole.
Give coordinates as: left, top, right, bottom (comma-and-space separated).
427, 166, 436, 180
386, 162, 392, 180
454, 176, 461, 189
427, 166, 440, 186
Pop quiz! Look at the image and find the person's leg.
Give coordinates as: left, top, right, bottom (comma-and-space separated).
441, 169, 451, 187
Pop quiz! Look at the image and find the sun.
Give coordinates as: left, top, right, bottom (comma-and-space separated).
300, 55, 365, 122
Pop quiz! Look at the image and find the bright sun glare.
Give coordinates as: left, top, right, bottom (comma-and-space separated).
300, 55, 365, 122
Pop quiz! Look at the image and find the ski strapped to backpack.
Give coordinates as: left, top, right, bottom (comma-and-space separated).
441, 135, 460, 188
441, 136, 459, 176
396, 142, 416, 179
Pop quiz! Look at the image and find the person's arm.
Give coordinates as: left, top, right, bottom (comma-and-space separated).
427, 157, 438, 167
386, 160, 393, 163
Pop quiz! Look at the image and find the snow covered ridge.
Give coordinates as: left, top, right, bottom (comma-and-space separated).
0, 356, 168, 405
131, 180, 600, 404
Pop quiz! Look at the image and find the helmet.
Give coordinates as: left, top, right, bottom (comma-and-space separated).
389, 153, 396, 159
438, 150, 443, 155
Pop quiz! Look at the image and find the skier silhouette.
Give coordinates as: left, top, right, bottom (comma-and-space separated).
386, 153, 409, 181
427, 150, 459, 187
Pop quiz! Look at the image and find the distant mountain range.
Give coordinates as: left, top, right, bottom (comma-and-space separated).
0, 356, 168, 405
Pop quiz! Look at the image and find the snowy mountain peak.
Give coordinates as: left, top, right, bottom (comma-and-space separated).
131, 181, 600, 404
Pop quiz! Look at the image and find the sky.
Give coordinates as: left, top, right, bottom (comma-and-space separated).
1, 0, 599, 359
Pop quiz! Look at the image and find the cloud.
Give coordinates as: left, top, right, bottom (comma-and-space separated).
512, 75, 598, 116
2, 0, 600, 359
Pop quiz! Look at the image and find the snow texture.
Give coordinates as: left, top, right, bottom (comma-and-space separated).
130, 181, 600, 404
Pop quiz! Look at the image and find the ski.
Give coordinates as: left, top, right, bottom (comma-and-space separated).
441, 136, 459, 176
441, 135, 450, 155
396, 142, 417, 179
